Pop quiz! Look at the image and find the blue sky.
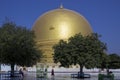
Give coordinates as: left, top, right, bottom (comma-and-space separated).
0, 0, 120, 54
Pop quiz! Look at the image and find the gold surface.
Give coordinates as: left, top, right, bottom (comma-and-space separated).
32, 8, 92, 41
32, 7, 92, 63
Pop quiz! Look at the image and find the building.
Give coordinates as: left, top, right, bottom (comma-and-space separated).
32, 5, 92, 66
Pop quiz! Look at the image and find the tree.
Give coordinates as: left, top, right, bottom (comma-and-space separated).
108, 53, 120, 69
0, 22, 42, 77
53, 33, 107, 78
97, 52, 109, 70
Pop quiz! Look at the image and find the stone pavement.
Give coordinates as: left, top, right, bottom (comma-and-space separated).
0, 72, 98, 80
1, 72, 120, 80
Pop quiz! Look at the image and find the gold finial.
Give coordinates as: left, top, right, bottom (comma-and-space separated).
60, 3, 64, 9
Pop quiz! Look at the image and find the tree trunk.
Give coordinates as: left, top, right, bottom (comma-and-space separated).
0, 63, 1, 71
80, 65, 83, 74
0, 63, 2, 79
107, 68, 109, 75
10, 63, 15, 77
78, 65, 84, 78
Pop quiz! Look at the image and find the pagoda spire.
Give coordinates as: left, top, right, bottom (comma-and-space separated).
60, 3, 64, 9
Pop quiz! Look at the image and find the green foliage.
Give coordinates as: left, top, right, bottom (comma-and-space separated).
0, 22, 42, 67
53, 33, 107, 73
108, 53, 120, 69
97, 52, 109, 69
53, 40, 70, 67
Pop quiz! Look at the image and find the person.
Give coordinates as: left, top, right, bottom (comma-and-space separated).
19, 68, 24, 77
22, 67, 27, 77
109, 71, 113, 75
44, 68, 47, 78
51, 68, 55, 80
51, 68, 54, 76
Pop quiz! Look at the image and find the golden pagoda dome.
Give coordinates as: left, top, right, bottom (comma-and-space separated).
32, 6, 92, 41
32, 6, 92, 63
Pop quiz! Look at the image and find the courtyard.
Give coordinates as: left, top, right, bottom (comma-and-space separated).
1, 71, 120, 80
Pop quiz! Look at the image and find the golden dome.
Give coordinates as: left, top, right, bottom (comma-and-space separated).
32, 7, 92, 41
32, 6, 92, 63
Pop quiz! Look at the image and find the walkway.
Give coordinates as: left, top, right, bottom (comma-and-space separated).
1, 72, 120, 80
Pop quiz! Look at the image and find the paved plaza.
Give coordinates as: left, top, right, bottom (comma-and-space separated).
1, 72, 120, 80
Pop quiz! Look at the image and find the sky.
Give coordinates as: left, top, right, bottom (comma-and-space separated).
0, 0, 120, 54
